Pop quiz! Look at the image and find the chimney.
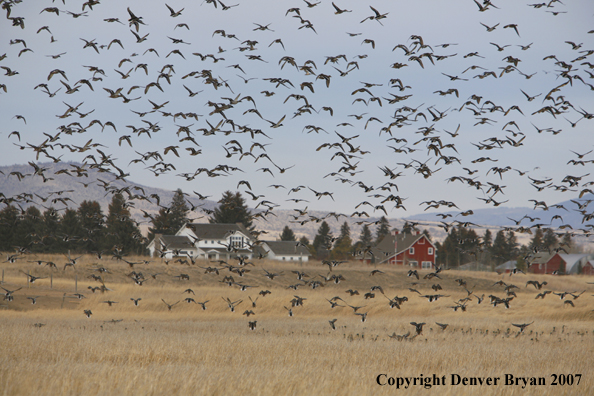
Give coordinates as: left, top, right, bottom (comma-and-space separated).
416, 231, 420, 236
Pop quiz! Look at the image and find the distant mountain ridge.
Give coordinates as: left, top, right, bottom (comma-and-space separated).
406, 196, 594, 230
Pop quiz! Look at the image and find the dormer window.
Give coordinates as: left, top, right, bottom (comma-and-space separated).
230, 236, 243, 249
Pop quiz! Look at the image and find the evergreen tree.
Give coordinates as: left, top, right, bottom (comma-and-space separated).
482, 229, 493, 269
209, 191, 253, 230
354, 224, 373, 250
299, 236, 310, 246
482, 229, 493, 250
374, 216, 390, 244
516, 245, 530, 271
456, 226, 479, 265
148, 189, 190, 240
15, 206, 44, 253
40, 207, 61, 253
148, 207, 176, 240
436, 227, 459, 267
542, 228, 558, 252
104, 193, 145, 255
491, 230, 508, 265
77, 200, 105, 253
402, 221, 417, 235
529, 228, 544, 252
299, 236, 313, 256
312, 221, 333, 260
169, 189, 190, 232
422, 229, 432, 241
332, 221, 352, 259
59, 208, 82, 252
560, 233, 573, 253
280, 225, 296, 241
506, 231, 519, 260
0, 205, 19, 251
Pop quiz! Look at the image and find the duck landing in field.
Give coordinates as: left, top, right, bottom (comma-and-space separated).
512, 322, 534, 333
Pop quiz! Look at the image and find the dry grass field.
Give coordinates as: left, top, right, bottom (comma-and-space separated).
1, 254, 593, 395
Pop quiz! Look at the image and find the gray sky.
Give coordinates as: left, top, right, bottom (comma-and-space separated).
1, 0, 594, 224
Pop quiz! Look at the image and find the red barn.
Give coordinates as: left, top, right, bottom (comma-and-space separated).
528, 253, 563, 274
373, 230, 437, 268
582, 261, 594, 275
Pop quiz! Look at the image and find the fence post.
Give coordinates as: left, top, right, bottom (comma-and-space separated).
28, 270, 30, 288
50, 273, 53, 289
75, 274, 78, 293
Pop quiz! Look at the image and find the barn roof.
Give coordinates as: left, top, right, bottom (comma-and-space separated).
495, 260, 518, 271
257, 241, 311, 256
373, 232, 435, 264
150, 234, 194, 250
558, 254, 593, 274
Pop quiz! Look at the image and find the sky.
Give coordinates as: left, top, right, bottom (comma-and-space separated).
1, 0, 594, 228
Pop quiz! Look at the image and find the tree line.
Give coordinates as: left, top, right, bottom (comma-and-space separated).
434, 226, 575, 270
0, 193, 146, 255
0, 188, 578, 269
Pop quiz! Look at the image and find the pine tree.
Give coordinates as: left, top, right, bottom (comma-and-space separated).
374, 216, 390, 244
41, 207, 61, 253
483, 229, 493, 250
482, 229, 493, 269
280, 225, 296, 241
332, 221, 352, 259
104, 193, 145, 255
542, 228, 558, 252
354, 224, 373, 250
169, 189, 190, 232
299, 236, 313, 256
148, 189, 190, 240
491, 230, 508, 265
506, 231, 519, 260
436, 227, 459, 267
14, 206, 43, 253
60, 208, 82, 252
560, 232, 573, 253
77, 200, 105, 253
209, 191, 253, 230
529, 228, 544, 252
0, 205, 19, 251
313, 221, 333, 260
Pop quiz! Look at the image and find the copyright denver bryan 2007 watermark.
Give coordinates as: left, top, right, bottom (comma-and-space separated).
376, 373, 583, 389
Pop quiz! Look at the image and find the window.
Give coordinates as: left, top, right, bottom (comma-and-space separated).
428, 248, 433, 255
409, 260, 418, 267
422, 261, 432, 269
230, 236, 243, 249
418, 238, 425, 244
409, 247, 415, 255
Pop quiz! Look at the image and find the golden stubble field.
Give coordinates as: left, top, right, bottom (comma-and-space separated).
1, 254, 593, 396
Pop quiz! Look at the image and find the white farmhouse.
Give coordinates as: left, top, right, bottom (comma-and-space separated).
254, 241, 311, 262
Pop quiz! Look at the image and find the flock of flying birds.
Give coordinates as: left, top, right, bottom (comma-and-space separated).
3, 252, 592, 336
1, 0, 594, 331
0, 0, 594, 239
